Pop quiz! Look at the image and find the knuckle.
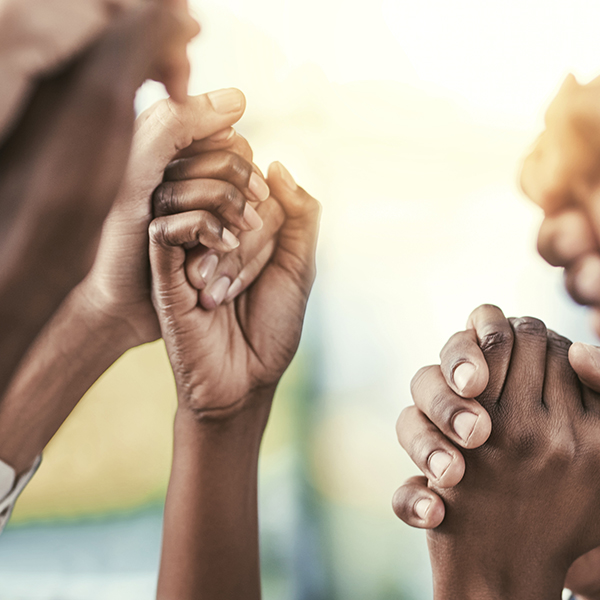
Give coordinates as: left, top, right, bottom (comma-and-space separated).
409, 430, 434, 462
479, 329, 512, 352
223, 183, 245, 214
547, 330, 572, 353
153, 183, 177, 216
427, 390, 457, 427
198, 215, 222, 240
148, 218, 169, 245
511, 316, 547, 335
222, 152, 252, 182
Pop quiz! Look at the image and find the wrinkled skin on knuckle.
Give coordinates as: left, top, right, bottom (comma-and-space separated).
223, 182, 245, 216
478, 328, 512, 353
511, 316, 547, 337
197, 215, 222, 242
153, 182, 177, 216
427, 390, 458, 430
547, 330, 573, 356
148, 217, 169, 246
222, 152, 252, 184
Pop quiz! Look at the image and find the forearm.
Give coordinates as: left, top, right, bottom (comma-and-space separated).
157, 391, 273, 600
0, 283, 133, 474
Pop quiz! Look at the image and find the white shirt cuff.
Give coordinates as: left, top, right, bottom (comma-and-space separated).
0, 455, 41, 533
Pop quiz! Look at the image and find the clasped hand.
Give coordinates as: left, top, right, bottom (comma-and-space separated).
395, 305, 600, 599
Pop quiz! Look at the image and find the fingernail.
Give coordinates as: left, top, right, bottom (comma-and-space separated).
453, 412, 479, 444
428, 451, 452, 480
222, 228, 240, 250
275, 161, 297, 191
225, 278, 244, 302
248, 172, 270, 202
209, 127, 235, 142
243, 204, 263, 231
414, 498, 431, 520
452, 362, 476, 394
198, 253, 218, 282
206, 276, 231, 307
207, 88, 244, 114
575, 255, 600, 302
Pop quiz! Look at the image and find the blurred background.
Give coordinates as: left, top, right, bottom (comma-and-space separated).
2, 0, 600, 598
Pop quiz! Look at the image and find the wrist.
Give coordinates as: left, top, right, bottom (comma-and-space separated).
176, 384, 276, 432
72, 279, 143, 353
428, 531, 568, 600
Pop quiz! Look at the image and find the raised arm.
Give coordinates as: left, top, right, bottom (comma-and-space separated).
0, 91, 278, 478
151, 163, 320, 600
0, 3, 196, 400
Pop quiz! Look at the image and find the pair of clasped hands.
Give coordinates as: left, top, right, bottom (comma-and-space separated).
392, 75, 600, 600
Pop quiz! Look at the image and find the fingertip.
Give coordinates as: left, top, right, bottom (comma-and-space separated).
425, 496, 446, 528
268, 161, 298, 191
569, 340, 600, 390
206, 88, 246, 116
392, 487, 445, 529
435, 452, 466, 488
452, 361, 487, 398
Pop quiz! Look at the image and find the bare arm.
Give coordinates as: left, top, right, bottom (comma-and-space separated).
0, 3, 195, 399
152, 163, 320, 599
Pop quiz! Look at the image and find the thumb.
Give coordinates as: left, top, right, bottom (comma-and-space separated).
569, 342, 600, 392
133, 89, 247, 171
265, 161, 321, 293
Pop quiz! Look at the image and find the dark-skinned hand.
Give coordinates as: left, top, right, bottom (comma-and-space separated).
149, 162, 320, 419
394, 305, 600, 600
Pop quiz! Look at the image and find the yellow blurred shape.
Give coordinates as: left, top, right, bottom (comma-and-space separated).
11, 342, 177, 522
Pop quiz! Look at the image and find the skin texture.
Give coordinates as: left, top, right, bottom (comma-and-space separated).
0, 2, 195, 402
79, 89, 275, 345
0, 92, 283, 475
152, 162, 321, 600
0, 0, 194, 138
393, 305, 600, 600
521, 74, 600, 335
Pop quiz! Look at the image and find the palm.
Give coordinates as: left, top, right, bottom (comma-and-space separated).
161, 266, 306, 412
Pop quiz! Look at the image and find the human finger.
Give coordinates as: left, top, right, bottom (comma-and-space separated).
164, 150, 270, 202
537, 209, 596, 267
439, 329, 490, 399
150, 211, 241, 256
564, 253, 600, 306
569, 341, 600, 393
174, 131, 253, 162
502, 317, 548, 411
195, 197, 285, 307
543, 330, 581, 413
466, 304, 514, 408
153, 179, 264, 232
396, 404, 466, 487
134, 88, 247, 170
410, 365, 492, 449
392, 476, 445, 529
238, 163, 321, 360
148, 8, 200, 103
